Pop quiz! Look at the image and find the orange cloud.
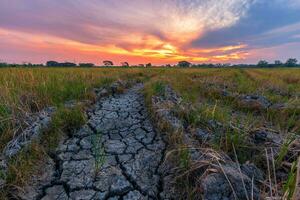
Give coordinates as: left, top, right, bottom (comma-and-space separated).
0, 0, 258, 64
0, 27, 249, 64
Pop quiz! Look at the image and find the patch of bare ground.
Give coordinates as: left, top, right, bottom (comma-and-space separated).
2, 83, 169, 200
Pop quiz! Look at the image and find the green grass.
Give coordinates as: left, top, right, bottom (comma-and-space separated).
2, 67, 298, 150
41, 106, 87, 152
6, 142, 46, 188
92, 133, 106, 172
283, 161, 297, 199
143, 67, 299, 198
0, 67, 300, 199
179, 148, 191, 169
276, 136, 295, 167
152, 81, 166, 96
2, 106, 87, 198
0, 68, 151, 152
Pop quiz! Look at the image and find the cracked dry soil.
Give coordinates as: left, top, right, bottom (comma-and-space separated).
40, 84, 167, 200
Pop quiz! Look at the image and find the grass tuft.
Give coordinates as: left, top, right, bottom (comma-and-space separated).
41, 106, 86, 152
2, 106, 87, 198
6, 142, 47, 190
152, 81, 166, 96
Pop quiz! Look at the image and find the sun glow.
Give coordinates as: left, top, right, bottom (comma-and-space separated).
0, 27, 249, 64
0, 0, 256, 64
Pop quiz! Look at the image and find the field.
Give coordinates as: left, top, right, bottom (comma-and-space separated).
0, 67, 299, 199
0, 68, 149, 151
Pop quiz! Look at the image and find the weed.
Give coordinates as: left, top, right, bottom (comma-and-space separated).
283, 161, 297, 199
276, 137, 295, 167
0, 169, 6, 180
91, 133, 106, 172
179, 148, 191, 169
175, 105, 201, 126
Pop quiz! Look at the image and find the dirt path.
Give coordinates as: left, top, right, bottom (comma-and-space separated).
40, 84, 166, 200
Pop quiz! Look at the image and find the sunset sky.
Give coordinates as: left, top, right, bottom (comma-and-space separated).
1, 0, 300, 65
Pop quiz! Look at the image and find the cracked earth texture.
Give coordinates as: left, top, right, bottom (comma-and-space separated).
36, 84, 167, 200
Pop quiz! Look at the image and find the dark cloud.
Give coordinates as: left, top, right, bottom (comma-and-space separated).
192, 1, 300, 49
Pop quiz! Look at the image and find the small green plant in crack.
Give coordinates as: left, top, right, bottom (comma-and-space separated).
91, 133, 106, 172
276, 136, 295, 167
0, 169, 6, 181
283, 161, 297, 199
179, 148, 191, 170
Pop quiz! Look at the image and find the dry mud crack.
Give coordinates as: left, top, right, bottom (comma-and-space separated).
38, 84, 167, 200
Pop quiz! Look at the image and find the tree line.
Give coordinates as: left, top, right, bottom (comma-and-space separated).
256, 58, 298, 68
177, 58, 299, 68
0, 58, 299, 68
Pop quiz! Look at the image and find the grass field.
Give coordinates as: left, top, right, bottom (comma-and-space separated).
0, 68, 151, 151
0, 67, 299, 199
1, 67, 299, 153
